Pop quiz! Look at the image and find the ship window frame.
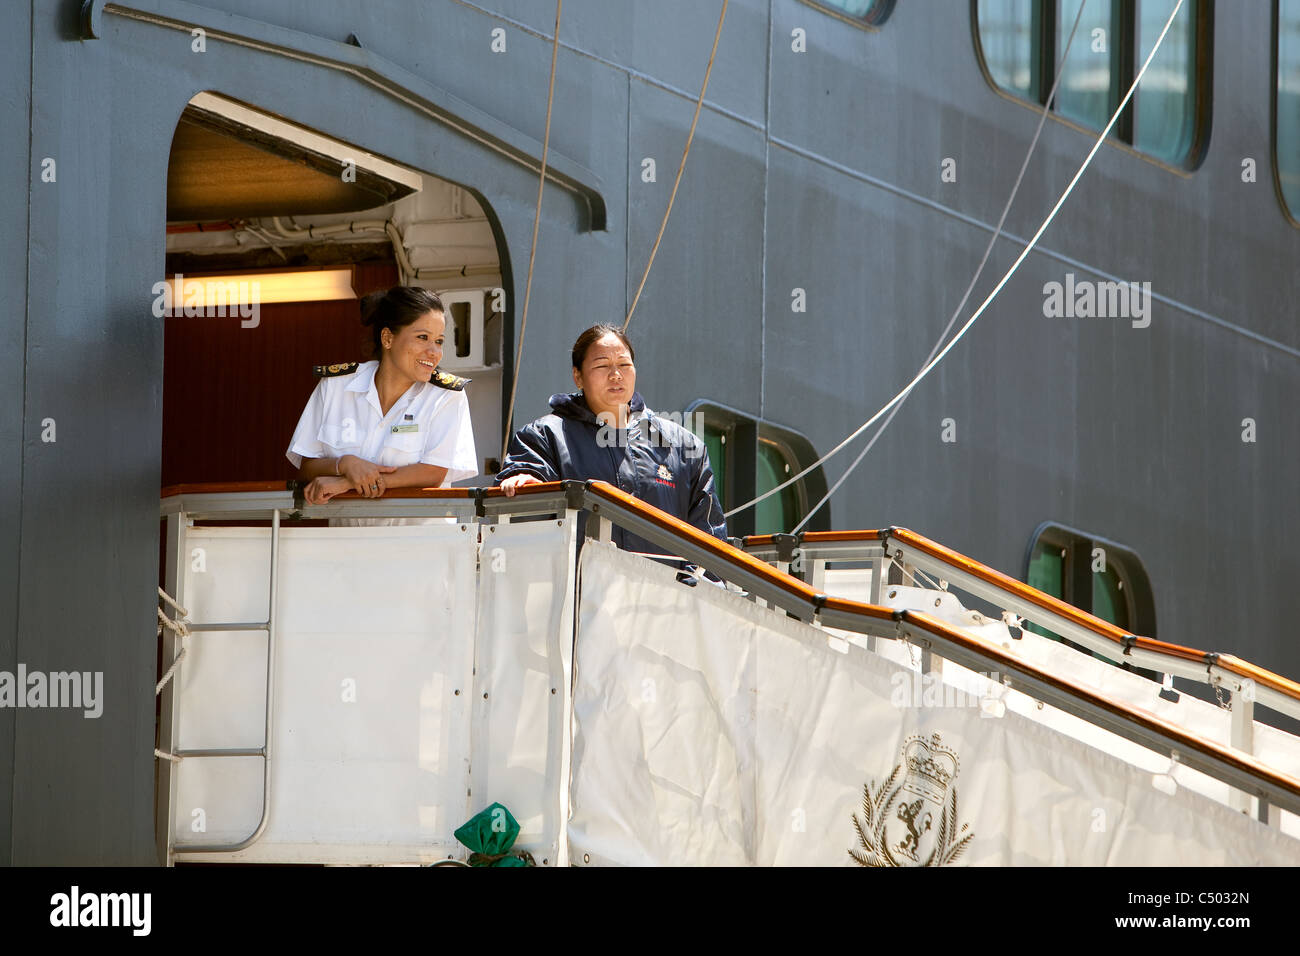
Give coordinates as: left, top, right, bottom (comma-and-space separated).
1273, 0, 1300, 226
1023, 521, 1157, 642
971, 0, 1214, 172
796, 0, 896, 30
686, 401, 830, 536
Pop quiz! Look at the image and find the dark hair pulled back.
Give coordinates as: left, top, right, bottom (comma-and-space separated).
571, 324, 635, 369
359, 286, 444, 359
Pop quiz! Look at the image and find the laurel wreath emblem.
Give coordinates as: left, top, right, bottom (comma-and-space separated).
849, 764, 973, 867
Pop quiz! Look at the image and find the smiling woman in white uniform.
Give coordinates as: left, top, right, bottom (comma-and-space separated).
286, 286, 477, 514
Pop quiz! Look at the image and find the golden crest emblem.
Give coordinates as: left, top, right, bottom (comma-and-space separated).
851, 733, 973, 867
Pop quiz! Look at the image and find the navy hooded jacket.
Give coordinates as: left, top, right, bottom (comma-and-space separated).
496, 391, 728, 557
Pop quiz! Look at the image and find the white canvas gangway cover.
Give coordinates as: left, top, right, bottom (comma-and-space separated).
163, 513, 1299, 865
168, 519, 576, 865
567, 542, 1299, 866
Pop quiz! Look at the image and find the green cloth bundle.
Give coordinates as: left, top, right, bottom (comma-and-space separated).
453, 802, 535, 867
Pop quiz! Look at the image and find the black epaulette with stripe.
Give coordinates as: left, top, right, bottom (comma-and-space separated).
314, 361, 360, 378
430, 369, 471, 391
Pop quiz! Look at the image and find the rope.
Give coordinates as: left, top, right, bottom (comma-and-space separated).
154, 749, 182, 763
895, 562, 929, 592
157, 585, 188, 618
156, 591, 191, 696
467, 848, 537, 867
622, 0, 728, 333
157, 605, 190, 638
502, 0, 563, 461
730, 0, 1186, 521
910, 565, 944, 593
789, 0, 1089, 533
156, 646, 187, 696
385, 220, 415, 285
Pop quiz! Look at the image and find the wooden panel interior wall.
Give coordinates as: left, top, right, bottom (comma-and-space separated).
161, 260, 398, 486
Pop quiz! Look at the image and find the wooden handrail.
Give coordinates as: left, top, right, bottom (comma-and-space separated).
1215, 655, 1300, 703
479, 481, 568, 498
584, 481, 822, 603
160, 481, 478, 499
161, 481, 294, 497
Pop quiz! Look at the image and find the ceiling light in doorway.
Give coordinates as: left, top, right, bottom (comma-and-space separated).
156, 268, 356, 314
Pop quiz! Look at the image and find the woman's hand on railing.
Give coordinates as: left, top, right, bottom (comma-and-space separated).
303, 475, 355, 505
337, 455, 397, 498
500, 474, 543, 497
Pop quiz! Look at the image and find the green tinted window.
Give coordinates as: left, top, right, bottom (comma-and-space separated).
1279, 0, 1300, 218
695, 421, 728, 509
1091, 561, 1131, 630
1024, 526, 1154, 649
689, 404, 824, 535
754, 441, 799, 535
1025, 539, 1065, 640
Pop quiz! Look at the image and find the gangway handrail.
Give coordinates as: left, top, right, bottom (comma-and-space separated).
157, 479, 1300, 823
740, 526, 1300, 721
572, 482, 1300, 819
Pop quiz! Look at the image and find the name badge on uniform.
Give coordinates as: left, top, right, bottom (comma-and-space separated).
391, 424, 419, 434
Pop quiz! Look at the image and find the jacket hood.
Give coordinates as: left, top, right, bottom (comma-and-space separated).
548, 390, 646, 424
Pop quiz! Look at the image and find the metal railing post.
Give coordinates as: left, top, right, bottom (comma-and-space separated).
157, 511, 189, 865
1230, 687, 1256, 816
808, 557, 826, 594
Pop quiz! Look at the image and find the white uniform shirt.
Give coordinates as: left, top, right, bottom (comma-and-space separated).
286, 360, 478, 485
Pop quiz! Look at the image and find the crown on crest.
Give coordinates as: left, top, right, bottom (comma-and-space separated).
902, 733, 958, 792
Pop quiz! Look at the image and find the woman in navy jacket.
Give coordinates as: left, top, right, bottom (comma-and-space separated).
497, 325, 727, 556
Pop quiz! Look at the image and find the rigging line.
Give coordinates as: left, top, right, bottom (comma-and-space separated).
729, 0, 1186, 520
622, 0, 729, 333
899, 564, 926, 590
910, 565, 944, 593
790, 0, 1089, 534
502, 0, 563, 461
